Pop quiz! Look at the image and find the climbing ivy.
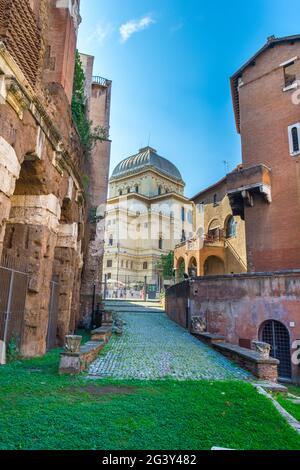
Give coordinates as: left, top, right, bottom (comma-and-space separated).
72, 50, 108, 156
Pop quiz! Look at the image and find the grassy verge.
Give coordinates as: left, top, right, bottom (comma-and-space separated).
0, 348, 300, 450
277, 385, 300, 423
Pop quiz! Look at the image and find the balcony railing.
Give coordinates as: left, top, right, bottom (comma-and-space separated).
92, 76, 111, 87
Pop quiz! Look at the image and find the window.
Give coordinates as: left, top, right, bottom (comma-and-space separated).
284, 61, 297, 88
181, 207, 185, 222
143, 262, 148, 270
121, 260, 124, 268
119, 190, 123, 196
181, 230, 186, 242
126, 261, 129, 268
226, 216, 237, 239
288, 124, 300, 155
213, 194, 218, 206
127, 188, 131, 194
292, 127, 299, 153
107, 260, 113, 268
158, 186, 162, 195
107, 273, 112, 280
159, 237, 163, 250
135, 185, 139, 193
109, 235, 113, 246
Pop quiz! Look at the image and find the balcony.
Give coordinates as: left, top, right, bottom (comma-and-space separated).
227, 164, 272, 219
92, 76, 111, 87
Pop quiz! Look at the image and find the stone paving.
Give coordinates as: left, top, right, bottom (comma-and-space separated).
89, 309, 252, 381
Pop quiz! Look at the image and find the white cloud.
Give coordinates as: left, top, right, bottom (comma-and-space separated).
120, 15, 155, 43
88, 23, 115, 46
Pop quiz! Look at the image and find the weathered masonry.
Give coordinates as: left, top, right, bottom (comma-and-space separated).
0, 0, 111, 357
166, 272, 300, 383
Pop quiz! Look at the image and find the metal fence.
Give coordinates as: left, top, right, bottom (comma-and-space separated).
101, 274, 161, 301
0, 255, 29, 348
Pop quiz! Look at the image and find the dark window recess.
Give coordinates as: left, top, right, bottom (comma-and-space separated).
107, 260, 113, 268
143, 262, 148, 270
159, 237, 163, 250
292, 127, 299, 153
284, 62, 297, 87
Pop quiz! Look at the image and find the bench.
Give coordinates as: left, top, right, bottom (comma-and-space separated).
193, 332, 226, 346
213, 342, 279, 382
59, 341, 105, 375
91, 326, 112, 343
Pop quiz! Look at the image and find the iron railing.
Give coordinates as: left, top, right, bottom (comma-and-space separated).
92, 76, 110, 87
0, 255, 29, 348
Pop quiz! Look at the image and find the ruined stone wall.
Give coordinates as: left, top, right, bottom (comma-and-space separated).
166, 272, 300, 382
0, 0, 87, 356
79, 70, 112, 325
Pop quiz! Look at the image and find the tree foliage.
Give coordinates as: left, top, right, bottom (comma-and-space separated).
72, 50, 108, 155
157, 252, 174, 280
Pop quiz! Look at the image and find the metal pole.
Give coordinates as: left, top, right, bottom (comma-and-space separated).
144, 276, 147, 302
116, 242, 120, 286
3, 271, 14, 344
104, 274, 108, 301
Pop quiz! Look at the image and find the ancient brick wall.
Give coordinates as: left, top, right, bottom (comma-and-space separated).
166, 272, 300, 382
0, 0, 87, 357
0, 0, 41, 87
166, 281, 190, 328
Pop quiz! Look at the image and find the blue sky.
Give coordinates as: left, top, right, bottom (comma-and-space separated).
78, 0, 300, 197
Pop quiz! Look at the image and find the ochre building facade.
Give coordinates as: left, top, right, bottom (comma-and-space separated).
174, 176, 247, 279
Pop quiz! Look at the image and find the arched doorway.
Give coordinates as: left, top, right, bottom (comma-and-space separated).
260, 320, 292, 379
204, 256, 225, 276
188, 257, 197, 277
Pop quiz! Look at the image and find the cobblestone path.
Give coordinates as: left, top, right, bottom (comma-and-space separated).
89, 308, 251, 381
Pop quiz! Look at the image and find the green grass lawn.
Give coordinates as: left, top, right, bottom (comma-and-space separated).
277, 385, 300, 423
0, 347, 300, 450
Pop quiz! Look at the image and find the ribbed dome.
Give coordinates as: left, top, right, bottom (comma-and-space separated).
110, 147, 183, 183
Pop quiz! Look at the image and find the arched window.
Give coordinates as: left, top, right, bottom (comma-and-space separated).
292, 127, 299, 153
226, 216, 237, 239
